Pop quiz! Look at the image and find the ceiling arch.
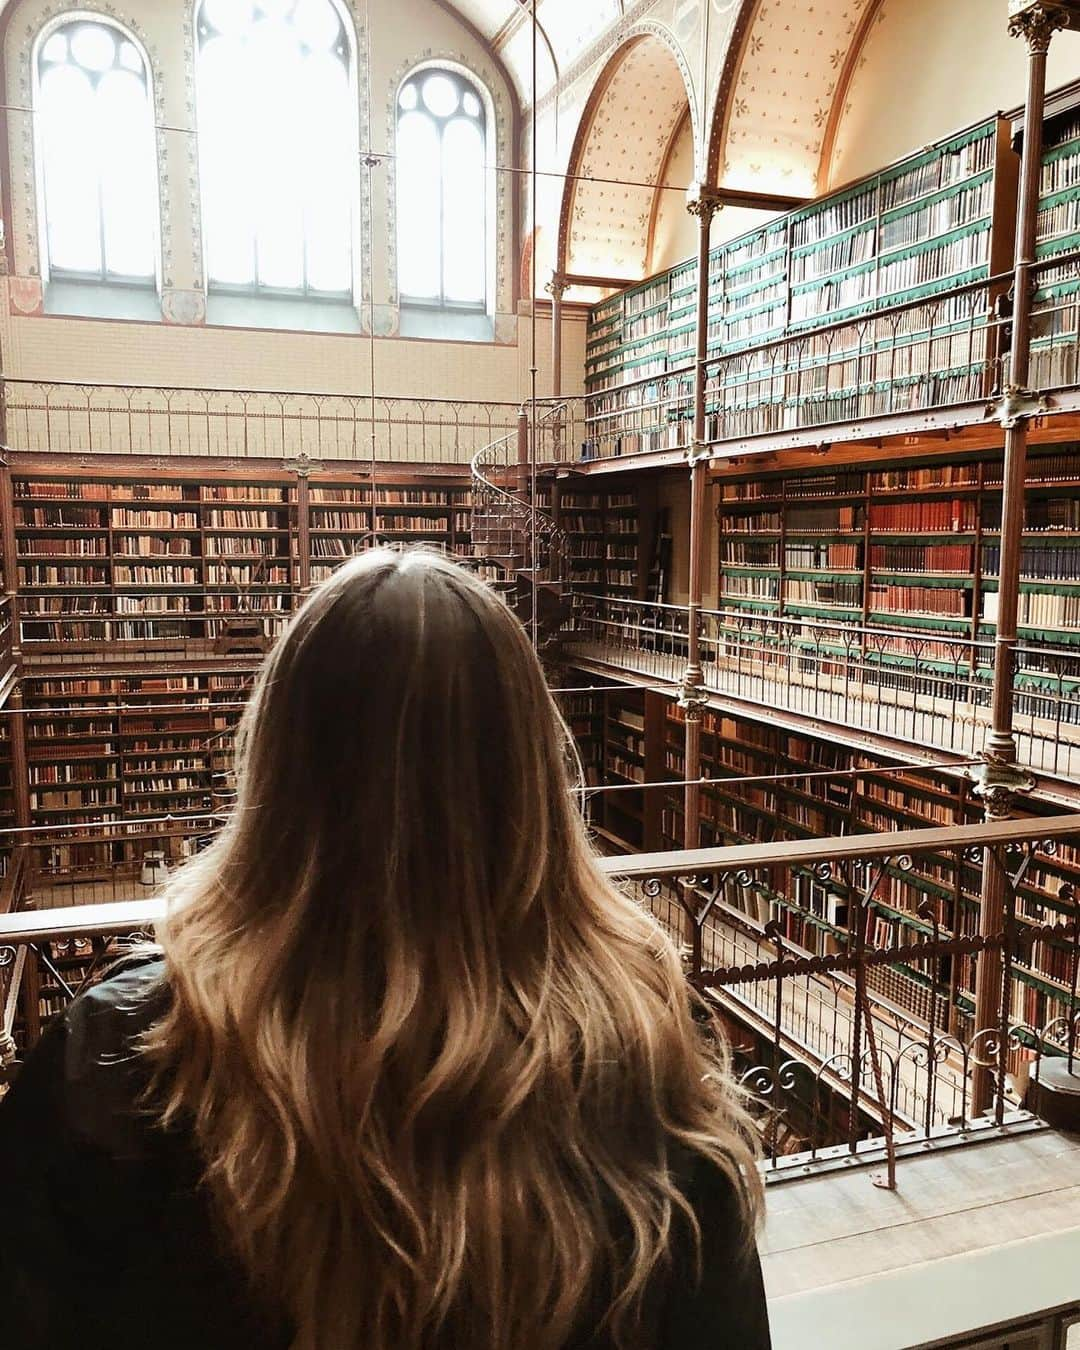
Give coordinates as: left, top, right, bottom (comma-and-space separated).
710, 0, 877, 198
557, 30, 693, 285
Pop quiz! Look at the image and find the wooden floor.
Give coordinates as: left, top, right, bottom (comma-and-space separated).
761, 1126, 1080, 1349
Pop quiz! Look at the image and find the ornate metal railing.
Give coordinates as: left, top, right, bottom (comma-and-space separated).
0, 380, 532, 466
568, 594, 1080, 784
2, 816, 1077, 1185
582, 250, 1080, 462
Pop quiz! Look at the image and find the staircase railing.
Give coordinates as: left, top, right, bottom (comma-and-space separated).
470, 401, 573, 586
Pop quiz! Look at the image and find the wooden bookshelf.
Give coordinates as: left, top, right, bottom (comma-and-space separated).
8, 458, 473, 644
1032, 100, 1080, 389
583, 111, 1021, 461
568, 690, 1080, 1032
709, 444, 1080, 685
557, 486, 644, 598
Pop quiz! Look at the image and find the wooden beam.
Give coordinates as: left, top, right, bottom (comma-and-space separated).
561, 272, 639, 291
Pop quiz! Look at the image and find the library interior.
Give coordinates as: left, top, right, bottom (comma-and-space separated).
4, 0, 1080, 1346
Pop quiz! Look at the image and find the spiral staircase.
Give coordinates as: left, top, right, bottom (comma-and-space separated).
470, 406, 574, 647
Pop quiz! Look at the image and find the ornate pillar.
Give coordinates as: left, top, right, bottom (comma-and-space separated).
547, 274, 568, 400
971, 0, 1076, 1114
546, 274, 569, 461
681, 186, 723, 852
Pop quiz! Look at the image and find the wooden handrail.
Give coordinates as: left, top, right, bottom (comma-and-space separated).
1, 815, 1075, 945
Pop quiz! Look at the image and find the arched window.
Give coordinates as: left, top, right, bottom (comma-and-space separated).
397, 68, 488, 310
35, 19, 158, 283
196, 0, 356, 297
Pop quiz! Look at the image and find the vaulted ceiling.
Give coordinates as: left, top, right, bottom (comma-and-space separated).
561, 33, 691, 282
442, 0, 624, 102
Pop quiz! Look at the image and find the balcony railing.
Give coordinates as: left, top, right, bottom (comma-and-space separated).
2, 816, 1077, 1186
582, 251, 1080, 463
567, 594, 1080, 784
0, 380, 551, 466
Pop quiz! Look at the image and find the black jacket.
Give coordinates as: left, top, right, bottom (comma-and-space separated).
0, 957, 771, 1349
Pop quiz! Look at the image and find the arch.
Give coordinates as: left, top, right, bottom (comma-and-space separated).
193, 0, 361, 299
706, 0, 877, 198
704, 0, 757, 190
555, 26, 696, 290
31, 11, 161, 287
393, 61, 495, 313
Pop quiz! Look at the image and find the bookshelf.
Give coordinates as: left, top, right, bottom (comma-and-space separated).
19, 668, 256, 824
13, 473, 298, 645
709, 446, 1080, 695
569, 688, 1080, 1033
307, 481, 473, 584
583, 112, 1019, 461
8, 459, 474, 643
1032, 100, 1080, 389
557, 487, 644, 598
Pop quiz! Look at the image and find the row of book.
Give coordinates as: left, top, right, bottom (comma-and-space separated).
114, 536, 196, 556
110, 510, 200, 528
1040, 148, 1080, 200
786, 580, 862, 608
29, 764, 115, 784
790, 269, 875, 323
869, 585, 969, 617
784, 542, 861, 569
1037, 195, 1080, 243
868, 499, 979, 531
204, 510, 286, 530
881, 134, 995, 211
721, 541, 779, 566
869, 542, 973, 572
868, 465, 979, 490
723, 576, 779, 600
878, 227, 989, 298
983, 544, 1080, 580
791, 227, 875, 284
15, 507, 107, 527
982, 590, 1080, 628
879, 178, 992, 253
21, 539, 108, 556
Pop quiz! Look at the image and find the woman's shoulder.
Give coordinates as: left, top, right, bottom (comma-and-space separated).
46, 950, 170, 1154
668, 1139, 755, 1232
63, 950, 169, 1059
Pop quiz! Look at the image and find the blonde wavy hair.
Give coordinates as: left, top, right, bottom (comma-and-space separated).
142, 548, 761, 1350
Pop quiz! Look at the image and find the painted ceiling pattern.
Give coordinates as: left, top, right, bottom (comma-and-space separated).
722, 0, 874, 196
567, 36, 689, 279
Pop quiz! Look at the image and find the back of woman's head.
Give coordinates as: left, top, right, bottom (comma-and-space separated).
144, 548, 760, 1350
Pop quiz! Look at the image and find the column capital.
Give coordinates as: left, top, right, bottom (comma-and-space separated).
1007, 0, 1079, 52
968, 757, 1037, 819
686, 183, 725, 224
545, 274, 569, 300
678, 675, 709, 716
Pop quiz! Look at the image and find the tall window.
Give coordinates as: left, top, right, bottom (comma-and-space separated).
196, 0, 355, 297
35, 19, 158, 283
397, 68, 487, 309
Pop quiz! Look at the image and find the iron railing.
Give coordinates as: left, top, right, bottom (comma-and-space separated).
567, 594, 1080, 783
0, 380, 535, 466
582, 251, 1080, 462
2, 817, 1078, 1186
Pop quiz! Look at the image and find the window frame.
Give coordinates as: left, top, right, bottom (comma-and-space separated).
395, 62, 494, 317
193, 0, 362, 306
31, 11, 162, 292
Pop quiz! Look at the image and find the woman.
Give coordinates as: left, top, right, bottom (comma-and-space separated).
0, 549, 769, 1350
